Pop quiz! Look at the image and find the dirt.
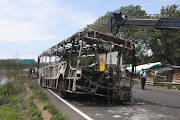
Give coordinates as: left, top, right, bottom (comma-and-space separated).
34, 99, 52, 120
24, 82, 32, 101
24, 82, 52, 120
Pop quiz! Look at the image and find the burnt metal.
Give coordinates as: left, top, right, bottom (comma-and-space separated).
38, 28, 135, 102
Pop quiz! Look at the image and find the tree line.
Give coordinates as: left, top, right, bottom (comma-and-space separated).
0, 59, 36, 70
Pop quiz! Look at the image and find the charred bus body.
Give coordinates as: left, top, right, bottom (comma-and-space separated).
38, 28, 135, 102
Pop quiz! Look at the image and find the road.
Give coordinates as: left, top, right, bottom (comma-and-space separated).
43, 85, 180, 120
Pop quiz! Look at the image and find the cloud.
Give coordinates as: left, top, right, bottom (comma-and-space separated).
0, 19, 59, 43
0, 0, 97, 43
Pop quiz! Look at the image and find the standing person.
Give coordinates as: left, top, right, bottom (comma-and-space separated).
139, 68, 146, 90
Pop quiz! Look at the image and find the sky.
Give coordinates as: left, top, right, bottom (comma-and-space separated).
0, 0, 179, 60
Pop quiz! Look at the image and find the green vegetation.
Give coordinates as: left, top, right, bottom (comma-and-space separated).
28, 81, 48, 102
166, 84, 173, 89
44, 102, 65, 120
0, 81, 24, 105
28, 97, 43, 120
153, 77, 166, 83
0, 79, 65, 120
0, 81, 25, 120
28, 81, 66, 120
88, 4, 180, 65
6, 68, 27, 79
176, 85, 180, 90
0, 59, 37, 79
0, 59, 36, 70
0, 104, 22, 120
13, 69, 27, 78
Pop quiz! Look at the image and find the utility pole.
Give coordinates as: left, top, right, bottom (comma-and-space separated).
17, 49, 18, 67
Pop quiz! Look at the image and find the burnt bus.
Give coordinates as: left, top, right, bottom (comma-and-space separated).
38, 28, 135, 102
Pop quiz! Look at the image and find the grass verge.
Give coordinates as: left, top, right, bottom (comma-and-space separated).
0, 80, 26, 120
153, 77, 166, 83
28, 97, 43, 120
28, 80, 66, 120
166, 84, 173, 89
0, 104, 22, 120
176, 85, 180, 90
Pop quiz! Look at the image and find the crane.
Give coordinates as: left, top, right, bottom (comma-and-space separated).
109, 12, 180, 34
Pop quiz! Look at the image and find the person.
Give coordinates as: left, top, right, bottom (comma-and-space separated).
27, 68, 32, 78
139, 68, 146, 90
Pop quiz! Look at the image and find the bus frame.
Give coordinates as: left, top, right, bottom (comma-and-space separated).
38, 28, 135, 102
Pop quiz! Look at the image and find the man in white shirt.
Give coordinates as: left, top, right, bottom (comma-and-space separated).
139, 68, 146, 90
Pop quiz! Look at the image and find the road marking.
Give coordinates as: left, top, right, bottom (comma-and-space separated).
48, 89, 93, 120
132, 89, 145, 92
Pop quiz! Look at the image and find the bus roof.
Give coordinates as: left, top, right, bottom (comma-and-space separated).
39, 28, 135, 57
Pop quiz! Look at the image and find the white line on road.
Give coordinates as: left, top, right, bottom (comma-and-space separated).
132, 89, 145, 92
48, 89, 93, 120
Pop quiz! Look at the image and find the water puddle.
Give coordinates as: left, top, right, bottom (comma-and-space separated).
0, 69, 8, 86
0, 76, 8, 85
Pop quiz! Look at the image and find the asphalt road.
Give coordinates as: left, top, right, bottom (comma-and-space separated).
43, 85, 180, 120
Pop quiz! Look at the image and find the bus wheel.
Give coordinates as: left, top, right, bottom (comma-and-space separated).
58, 82, 67, 98
40, 76, 43, 86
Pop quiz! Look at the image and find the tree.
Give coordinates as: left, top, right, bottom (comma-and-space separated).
148, 4, 180, 65
87, 5, 148, 64
87, 4, 180, 65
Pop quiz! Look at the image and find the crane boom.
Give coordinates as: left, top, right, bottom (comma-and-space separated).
109, 12, 180, 33
123, 18, 180, 29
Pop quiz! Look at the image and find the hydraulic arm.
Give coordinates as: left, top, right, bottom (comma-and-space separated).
109, 12, 180, 33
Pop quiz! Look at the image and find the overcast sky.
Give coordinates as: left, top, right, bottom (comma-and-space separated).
0, 0, 179, 60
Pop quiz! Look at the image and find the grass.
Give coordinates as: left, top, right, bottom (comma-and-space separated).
176, 85, 180, 90
43, 102, 66, 120
0, 80, 43, 120
153, 77, 166, 83
28, 97, 43, 120
28, 83, 48, 102
0, 81, 25, 105
13, 69, 27, 78
28, 81, 66, 120
5, 68, 27, 80
0, 78, 65, 120
0, 81, 24, 96
166, 84, 173, 89
0, 80, 25, 120
0, 104, 22, 120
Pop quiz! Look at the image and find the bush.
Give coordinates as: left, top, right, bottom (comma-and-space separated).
13, 69, 27, 78
0, 81, 23, 96
166, 84, 173, 89
0, 83, 12, 96
12, 81, 24, 94
153, 77, 166, 82
176, 85, 180, 90
0, 81, 24, 105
